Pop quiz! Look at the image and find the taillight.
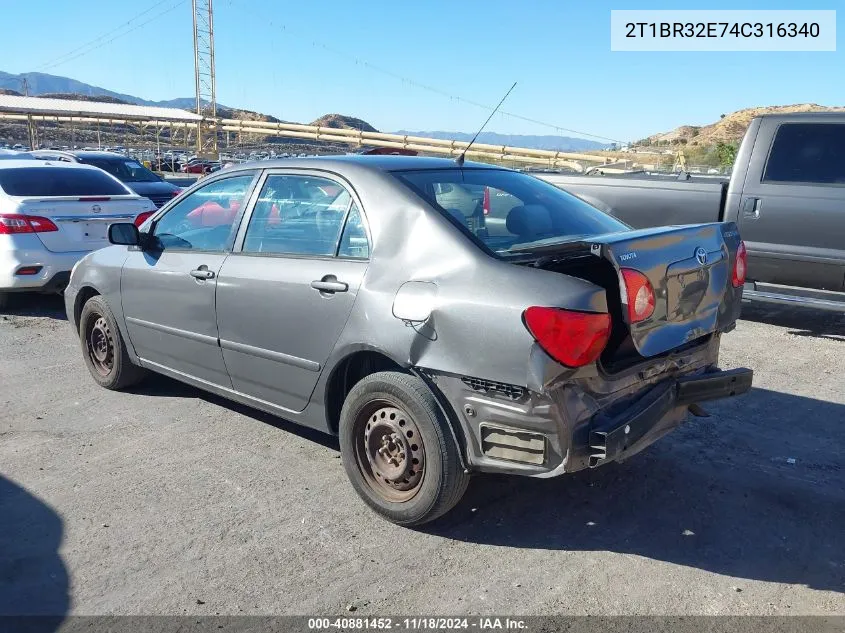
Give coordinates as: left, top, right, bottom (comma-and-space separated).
171, 189, 182, 197
732, 241, 747, 287
78, 197, 111, 202
134, 211, 155, 227
482, 187, 491, 215
523, 306, 611, 368
621, 269, 655, 323
0, 214, 59, 234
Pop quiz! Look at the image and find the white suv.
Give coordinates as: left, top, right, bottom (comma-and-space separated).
0, 160, 156, 308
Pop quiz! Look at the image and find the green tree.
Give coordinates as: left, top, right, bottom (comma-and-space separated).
716, 141, 738, 168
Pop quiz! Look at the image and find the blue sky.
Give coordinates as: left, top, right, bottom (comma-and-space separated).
1, 0, 842, 142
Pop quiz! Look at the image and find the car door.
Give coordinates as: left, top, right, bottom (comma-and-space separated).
737, 120, 845, 291
121, 172, 259, 386
215, 171, 371, 412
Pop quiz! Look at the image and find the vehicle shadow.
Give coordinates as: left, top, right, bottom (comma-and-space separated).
740, 301, 845, 341
0, 293, 67, 321
126, 373, 340, 451
431, 387, 845, 594
0, 475, 69, 624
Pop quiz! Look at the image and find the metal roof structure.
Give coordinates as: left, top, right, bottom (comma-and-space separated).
0, 94, 202, 122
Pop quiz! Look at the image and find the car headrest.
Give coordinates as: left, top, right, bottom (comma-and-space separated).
506, 204, 553, 237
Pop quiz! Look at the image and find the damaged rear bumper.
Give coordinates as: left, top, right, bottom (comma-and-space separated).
426, 361, 753, 478
588, 367, 753, 467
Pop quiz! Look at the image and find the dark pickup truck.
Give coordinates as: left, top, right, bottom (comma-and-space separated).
535, 113, 845, 312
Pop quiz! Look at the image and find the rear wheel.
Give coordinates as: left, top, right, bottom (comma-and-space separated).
79, 295, 146, 390
339, 371, 469, 526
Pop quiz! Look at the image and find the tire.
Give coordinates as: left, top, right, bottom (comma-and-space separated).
339, 371, 469, 526
79, 295, 147, 390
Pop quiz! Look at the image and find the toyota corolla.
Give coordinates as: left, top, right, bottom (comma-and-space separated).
64, 156, 752, 526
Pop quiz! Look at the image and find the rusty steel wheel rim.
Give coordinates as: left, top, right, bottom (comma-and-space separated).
86, 315, 114, 377
354, 402, 426, 503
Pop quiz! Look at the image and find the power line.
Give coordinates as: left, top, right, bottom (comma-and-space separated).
274, 24, 624, 144
37, 0, 188, 72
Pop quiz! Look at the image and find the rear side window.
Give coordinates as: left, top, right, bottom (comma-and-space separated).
0, 167, 129, 196
243, 174, 365, 257
394, 168, 627, 255
763, 123, 845, 184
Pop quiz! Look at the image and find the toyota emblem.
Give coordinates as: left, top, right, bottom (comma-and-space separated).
695, 247, 707, 265
91, 204, 102, 214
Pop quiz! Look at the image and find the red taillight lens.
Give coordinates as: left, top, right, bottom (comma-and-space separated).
523, 307, 612, 368
78, 197, 111, 202
0, 214, 59, 234
171, 189, 182, 197
732, 241, 747, 288
134, 211, 155, 227
482, 186, 491, 215
621, 269, 655, 323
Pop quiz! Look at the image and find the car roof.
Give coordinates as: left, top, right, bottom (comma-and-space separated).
0, 159, 119, 171
71, 151, 131, 160
223, 154, 505, 174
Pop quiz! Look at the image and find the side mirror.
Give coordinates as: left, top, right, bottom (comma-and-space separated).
108, 222, 140, 246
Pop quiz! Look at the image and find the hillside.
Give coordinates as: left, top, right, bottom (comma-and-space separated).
645, 103, 845, 146
312, 114, 377, 132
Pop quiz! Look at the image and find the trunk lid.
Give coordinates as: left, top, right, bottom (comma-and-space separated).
512, 222, 743, 357
9, 196, 155, 253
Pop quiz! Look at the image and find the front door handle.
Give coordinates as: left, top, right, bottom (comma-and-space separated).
190, 266, 215, 280
742, 197, 761, 219
311, 276, 348, 293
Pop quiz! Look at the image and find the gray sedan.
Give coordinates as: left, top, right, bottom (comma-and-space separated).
65, 156, 752, 526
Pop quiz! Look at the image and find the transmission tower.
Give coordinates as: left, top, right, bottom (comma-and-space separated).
192, 0, 217, 155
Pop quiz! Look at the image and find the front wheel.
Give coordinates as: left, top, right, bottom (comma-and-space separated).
79, 295, 147, 390
339, 371, 469, 526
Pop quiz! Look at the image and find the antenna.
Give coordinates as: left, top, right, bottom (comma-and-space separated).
456, 81, 517, 166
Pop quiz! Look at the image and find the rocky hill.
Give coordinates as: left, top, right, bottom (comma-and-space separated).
644, 103, 845, 146
310, 114, 378, 132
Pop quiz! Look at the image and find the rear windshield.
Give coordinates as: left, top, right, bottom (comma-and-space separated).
0, 167, 130, 197
393, 168, 627, 255
83, 158, 161, 183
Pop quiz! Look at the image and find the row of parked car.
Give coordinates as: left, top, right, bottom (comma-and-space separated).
0, 148, 183, 308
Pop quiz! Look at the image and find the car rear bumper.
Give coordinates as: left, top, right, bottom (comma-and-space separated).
587, 367, 753, 467
0, 244, 88, 291
425, 344, 753, 477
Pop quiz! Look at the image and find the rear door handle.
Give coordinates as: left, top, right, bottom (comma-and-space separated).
742, 197, 761, 219
311, 276, 348, 293
190, 266, 215, 280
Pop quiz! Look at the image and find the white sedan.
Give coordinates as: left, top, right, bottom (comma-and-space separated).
0, 160, 156, 308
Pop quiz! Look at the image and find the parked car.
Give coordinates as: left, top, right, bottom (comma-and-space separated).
150, 156, 184, 173
64, 156, 752, 525
0, 160, 156, 308
181, 159, 216, 174
30, 150, 182, 208
536, 113, 845, 311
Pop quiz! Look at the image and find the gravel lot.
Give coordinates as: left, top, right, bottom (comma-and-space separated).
1, 295, 843, 616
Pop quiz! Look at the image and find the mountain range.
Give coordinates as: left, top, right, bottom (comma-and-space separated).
395, 130, 608, 152
0, 70, 210, 110
1, 70, 609, 150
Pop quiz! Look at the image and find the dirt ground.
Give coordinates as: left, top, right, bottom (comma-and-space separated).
1, 295, 843, 616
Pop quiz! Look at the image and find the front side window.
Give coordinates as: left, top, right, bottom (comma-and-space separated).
394, 168, 627, 255
243, 175, 364, 257
763, 123, 845, 184
151, 174, 254, 251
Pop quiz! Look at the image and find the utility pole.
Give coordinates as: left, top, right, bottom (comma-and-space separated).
193, 0, 217, 157
22, 78, 36, 150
